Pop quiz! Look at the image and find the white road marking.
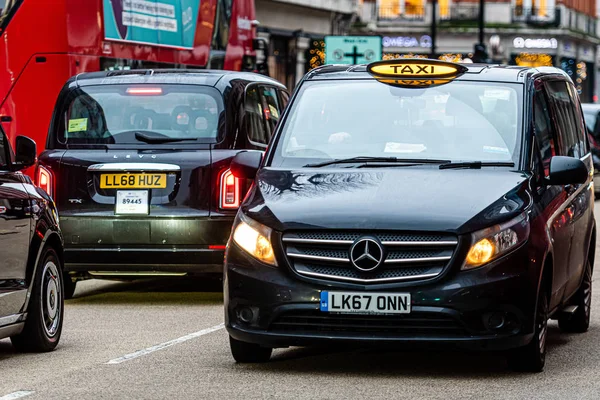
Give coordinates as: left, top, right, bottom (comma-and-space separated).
0, 391, 35, 400
106, 323, 225, 365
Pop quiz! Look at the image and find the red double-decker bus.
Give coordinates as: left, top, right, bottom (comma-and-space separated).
0, 0, 259, 155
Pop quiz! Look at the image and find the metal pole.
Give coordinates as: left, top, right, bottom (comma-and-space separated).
478, 0, 485, 45
431, 0, 437, 59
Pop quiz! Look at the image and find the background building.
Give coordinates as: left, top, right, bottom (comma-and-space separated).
254, 0, 357, 89
354, 0, 600, 101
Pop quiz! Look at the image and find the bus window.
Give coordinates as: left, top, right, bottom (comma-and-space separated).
212, 0, 233, 52
0, 0, 22, 32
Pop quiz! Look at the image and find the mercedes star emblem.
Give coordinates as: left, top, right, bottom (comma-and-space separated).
350, 237, 385, 272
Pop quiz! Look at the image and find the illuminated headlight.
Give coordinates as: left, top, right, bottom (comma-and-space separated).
463, 213, 529, 270
232, 213, 277, 266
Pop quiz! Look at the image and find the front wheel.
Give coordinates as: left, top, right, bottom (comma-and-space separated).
229, 335, 272, 363
559, 260, 592, 333
11, 247, 64, 352
507, 283, 549, 372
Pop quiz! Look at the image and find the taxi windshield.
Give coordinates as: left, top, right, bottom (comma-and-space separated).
271, 79, 523, 167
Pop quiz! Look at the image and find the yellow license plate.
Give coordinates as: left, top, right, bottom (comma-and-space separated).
100, 173, 167, 189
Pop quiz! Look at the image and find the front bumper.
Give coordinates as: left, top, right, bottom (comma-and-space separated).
225, 243, 539, 350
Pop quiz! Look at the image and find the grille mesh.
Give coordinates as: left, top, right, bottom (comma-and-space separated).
284, 231, 458, 284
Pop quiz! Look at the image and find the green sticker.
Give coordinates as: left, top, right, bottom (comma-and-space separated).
68, 118, 88, 132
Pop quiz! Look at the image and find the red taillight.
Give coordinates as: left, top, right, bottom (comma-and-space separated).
37, 166, 53, 198
126, 87, 163, 95
219, 169, 241, 209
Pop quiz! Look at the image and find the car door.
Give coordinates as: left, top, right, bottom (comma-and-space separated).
544, 79, 592, 305
0, 127, 32, 318
532, 82, 573, 310
560, 83, 593, 297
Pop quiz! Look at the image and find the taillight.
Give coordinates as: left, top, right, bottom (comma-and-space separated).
219, 169, 241, 209
37, 166, 53, 198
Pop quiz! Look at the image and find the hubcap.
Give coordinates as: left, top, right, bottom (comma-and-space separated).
41, 261, 61, 337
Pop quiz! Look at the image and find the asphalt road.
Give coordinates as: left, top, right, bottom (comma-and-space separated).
2, 210, 600, 400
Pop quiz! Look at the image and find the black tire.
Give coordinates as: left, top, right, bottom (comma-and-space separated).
229, 335, 272, 363
559, 261, 592, 333
11, 247, 64, 352
63, 272, 77, 300
507, 283, 549, 373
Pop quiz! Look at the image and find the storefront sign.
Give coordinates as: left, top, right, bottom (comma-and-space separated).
382, 35, 432, 49
325, 36, 382, 64
103, 0, 200, 49
513, 37, 558, 50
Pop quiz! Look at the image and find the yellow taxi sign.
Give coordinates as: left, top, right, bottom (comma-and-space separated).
367, 59, 468, 80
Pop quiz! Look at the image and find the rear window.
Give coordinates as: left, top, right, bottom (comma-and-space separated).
58, 85, 224, 145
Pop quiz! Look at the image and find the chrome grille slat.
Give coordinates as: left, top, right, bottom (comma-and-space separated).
283, 230, 458, 284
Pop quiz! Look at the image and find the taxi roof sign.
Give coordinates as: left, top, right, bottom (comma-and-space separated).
367, 59, 468, 80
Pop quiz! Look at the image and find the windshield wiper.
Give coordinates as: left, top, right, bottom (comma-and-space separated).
304, 156, 451, 168
134, 131, 198, 144
439, 161, 515, 170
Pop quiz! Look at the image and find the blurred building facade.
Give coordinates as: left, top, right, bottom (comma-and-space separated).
254, 0, 358, 89
355, 0, 600, 102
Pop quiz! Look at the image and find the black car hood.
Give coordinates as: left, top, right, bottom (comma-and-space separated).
242, 167, 531, 234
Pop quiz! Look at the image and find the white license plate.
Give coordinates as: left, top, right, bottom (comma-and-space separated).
320, 291, 411, 314
115, 190, 149, 215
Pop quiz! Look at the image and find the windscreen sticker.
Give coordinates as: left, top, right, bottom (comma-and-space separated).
269, 105, 279, 119
68, 118, 88, 132
483, 145, 510, 155
384, 142, 426, 153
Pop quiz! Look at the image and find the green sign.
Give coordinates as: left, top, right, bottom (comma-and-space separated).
325, 36, 382, 65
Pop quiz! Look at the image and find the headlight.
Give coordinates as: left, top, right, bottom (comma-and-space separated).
463, 212, 529, 270
232, 213, 277, 266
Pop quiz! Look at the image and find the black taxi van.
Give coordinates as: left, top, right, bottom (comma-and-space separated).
225, 60, 595, 372
0, 127, 64, 351
38, 70, 288, 297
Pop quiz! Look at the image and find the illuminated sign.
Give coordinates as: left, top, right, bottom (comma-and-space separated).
382, 35, 432, 48
513, 37, 558, 49
367, 59, 467, 87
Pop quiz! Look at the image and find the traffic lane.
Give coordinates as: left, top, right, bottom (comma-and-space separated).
17, 277, 600, 400
19, 311, 600, 400
0, 278, 224, 395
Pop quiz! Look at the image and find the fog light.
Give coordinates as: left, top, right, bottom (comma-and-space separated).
487, 312, 505, 330
238, 307, 254, 324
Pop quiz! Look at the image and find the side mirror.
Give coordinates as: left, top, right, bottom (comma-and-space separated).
547, 156, 588, 185
231, 151, 262, 180
13, 136, 37, 171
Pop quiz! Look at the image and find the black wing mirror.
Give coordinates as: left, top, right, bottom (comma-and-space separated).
547, 156, 588, 185
231, 151, 263, 180
12, 136, 37, 171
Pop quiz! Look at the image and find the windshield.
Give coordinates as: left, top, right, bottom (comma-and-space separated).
59, 85, 224, 145
271, 80, 523, 168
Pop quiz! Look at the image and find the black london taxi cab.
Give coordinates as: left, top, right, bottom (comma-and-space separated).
38, 70, 288, 298
0, 127, 64, 351
224, 60, 595, 372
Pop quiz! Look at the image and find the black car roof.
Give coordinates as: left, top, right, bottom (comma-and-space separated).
303, 63, 571, 84
68, 69, 286, 89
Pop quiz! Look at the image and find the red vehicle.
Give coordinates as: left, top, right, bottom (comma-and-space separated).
0, 0, 259, 159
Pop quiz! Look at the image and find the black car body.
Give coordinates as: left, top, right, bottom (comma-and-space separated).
224, 61, 595, 372
38, 70, 288, 295
0, 127, 65, 351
